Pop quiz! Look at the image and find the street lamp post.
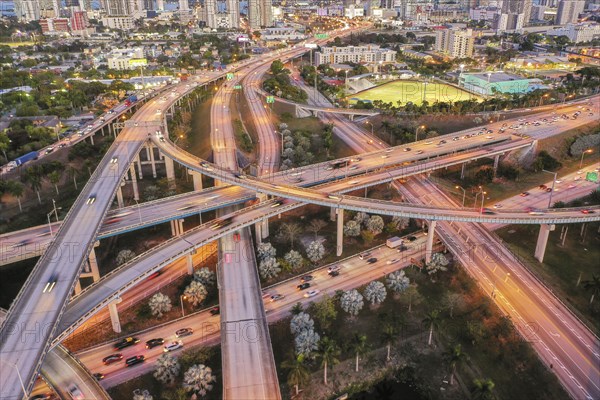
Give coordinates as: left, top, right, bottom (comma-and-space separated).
365, 121, 374, 136
180, 295, 187, 317
579, 149, 593, 169
0, 360, 26, 396
415, 125, 426, 142
473, 186, 485, 209
276, 130, 284, 155
134, 199, 142, 223
542, 169, 558, 209
455, 185, 466, 207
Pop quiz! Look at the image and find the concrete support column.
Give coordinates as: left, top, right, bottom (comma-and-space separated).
136, 154, 143, 179
460, 163, 466, 180
164, 155, 175, 182
425, 220, 437, 264
493, 154, 500, 177
187, 253, 194, 275
148, 144, 157, 178
74, 280, 82, 295
108, 123, 112, 137
336, 208, 344, 257
261, 217, 269, 239
255, 223, 262, 243
170, 219, 184, 236
87, 246, 101, 282
129, 164, 139, 201
116, 184, 124, 208
108, 298, 122, 333
190, 170, 203, 191
330, 207, 337, 222
534, 224, 555, 263
178, 219, 184, 235
145, 145, 151, 162
89, 134, 94, 145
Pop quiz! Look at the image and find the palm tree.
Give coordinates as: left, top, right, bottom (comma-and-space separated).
47, 170, 61, 195
316, 337, 340, 385
291, 302, 304, 315
380, 324, 398, 362
281, 353, 310, 395
67, 165, 79, 190
8, 181, 24, 212
582, 274, 600, 304
349, 333, 369, 372
471, 378, 495, 400
444, 344, 466, 385
423, 309, 441, 346
25, 169, 42, 204
308, 219, 328, 240
183, 364, 216, 396
278, 222, 302, 249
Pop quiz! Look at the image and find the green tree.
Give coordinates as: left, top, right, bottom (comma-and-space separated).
380, 323, 399, 362
423, 309, 441, 346
471, 378, 496, 400
24, 167, 42, 204
316, 337, 340, 385
444, 344, 467, 385
8, 181, 24, 212
312, 294, 337, 331
277, 222, 302, 249
349, 333, 369, 372
281, 353, 310, 396
47, 170, 61, 195
582, 274, 600, 304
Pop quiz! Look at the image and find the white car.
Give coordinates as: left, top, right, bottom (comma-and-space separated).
304, 290, 320, 298
163, 341, 183, 352
493, 204, 503, 209
68, 384, 84, 400
327, 265, 341, 273
386, 258, 399, 265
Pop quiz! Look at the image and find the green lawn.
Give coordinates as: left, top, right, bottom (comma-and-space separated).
348, 80, 482, 106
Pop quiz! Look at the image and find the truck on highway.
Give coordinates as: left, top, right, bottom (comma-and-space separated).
386, 236, 404, 249
124, 95, 138, 106
6, 151, 38, 171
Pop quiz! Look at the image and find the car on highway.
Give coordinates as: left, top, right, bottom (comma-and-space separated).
493, 204, 503, 209
366, 257, 378, 264
114, 337, 140, 350
125, 355, 145, 367
404, 147, 411, 152
349, 180, 361, 185
30, 393, 54, 400
416, 150, 424, 154
271, 200, 285, 208
520, 192, 530, 197
304, 289, 320, 298
67, 384, 84, 400
234, 173, 247, 179
539, 184, 547, 190
102, 353, 123, 365
386, 258, 400, 265
110, 156, 118, 164
328, 194, 341, 200
528, 209, 545, 215
176, 328, 194, 337
147, 270, 161, 280
300, 275, 313, 283
103, 217, 123, 225
406, 235, 417, 242
233, 232, 241, 242
93, 373, 105, 381
163, 341, 184, 352
199, 161, 213, 171
145, 338, 164, 349
545, 187, 553, 192
358, 252, 371, 260
350, 157, 362, 162
297, 282, 311, 290
270, 294, 285, 302
327, 265, 341, 274
176, 204, 196, 211
329, 270, 340, 277
43, 274, 58, 293
210, 306, 220, 315
481, 208, 495, 215
581, 209, 595, 214
86, 195, 97, 205
348, 165, 360, 170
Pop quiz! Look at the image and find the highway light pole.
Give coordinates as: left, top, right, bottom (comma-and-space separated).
455, 185, 466, 207
0, 360, 26, 396
542, 169, 558, 209
415, 125, 426, 142
180, 295, 187, 317
134, 199, 142, 223
579, 149, 593, 169
276, 130, 283, 155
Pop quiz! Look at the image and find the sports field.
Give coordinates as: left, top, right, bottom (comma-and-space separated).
348, 80, 482, 106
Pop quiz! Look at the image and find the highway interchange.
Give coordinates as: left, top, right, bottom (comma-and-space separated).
0, 27, 599, 400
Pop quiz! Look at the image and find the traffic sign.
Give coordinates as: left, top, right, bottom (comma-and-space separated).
266, 96, 275, 104
226, 73, 234, 80
586, 171, 598, 183
315, 33, 328, 39
234, 84, 242, 90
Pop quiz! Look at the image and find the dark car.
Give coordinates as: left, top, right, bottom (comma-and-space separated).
481, 208, 495, 215
297, 282, 311, 290
210, 306, 220, 315
176, 328, 194, 337
114, 337, 140, 350
210, 217, 233, 230
329, 270, 340, 277
29, 394, 53, 400
102, 353, 123, 365
93, 373, 105, 381
300, 275, 313, 283
406, 235, 417, 242
366, 257, 378, 264
125, 355, 145, 367
145, 338, 164, 349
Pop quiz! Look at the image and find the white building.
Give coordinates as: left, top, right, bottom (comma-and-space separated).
261, 27, 306, 41
344, 5, 364, 19
315, 45, 397, 66
435, 28, 474, 59
547, 23, 600, 43
555, 0, 585, 25
106, 47, 145, 70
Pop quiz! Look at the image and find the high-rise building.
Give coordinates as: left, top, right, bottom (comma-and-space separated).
14, 0, 39, 21
204, 0, 239, 28
102, 0, 144, 16
556, 0, 585, 24
180, 0, 189, 10
248, 0, 273, 29
435, 28, 475, 58
494, 0, 531, 31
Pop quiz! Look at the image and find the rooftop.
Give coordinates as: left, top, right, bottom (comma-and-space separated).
465, 71, 529, 83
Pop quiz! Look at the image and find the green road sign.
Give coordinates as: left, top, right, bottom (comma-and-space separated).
266, 96, 275, 104
226, 73, 234, 80
585, 171, 598, 183
234, 84, 242, 90
315, 33, 328, 39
